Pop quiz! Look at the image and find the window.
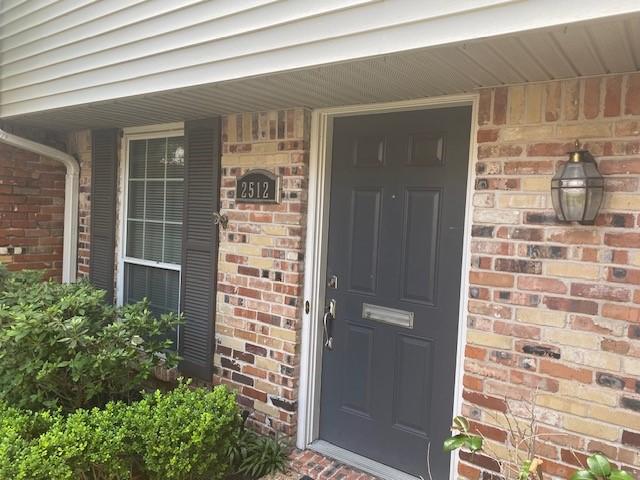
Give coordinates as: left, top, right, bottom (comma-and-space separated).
123, 135, 184, 325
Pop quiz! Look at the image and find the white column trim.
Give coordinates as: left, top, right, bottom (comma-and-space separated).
0, 128, 78, 283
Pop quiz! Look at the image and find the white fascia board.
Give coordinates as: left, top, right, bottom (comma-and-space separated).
2, 0, 640, 118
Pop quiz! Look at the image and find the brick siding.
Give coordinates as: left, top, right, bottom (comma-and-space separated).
61, 73, 640, 472
463, 73, 640, 479
215, 109, 310, 436
67, 130, 92, 279
0, 143, 66, 280
70, 113, 309, 436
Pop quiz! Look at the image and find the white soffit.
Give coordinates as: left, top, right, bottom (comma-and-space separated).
3, 14, 640, 130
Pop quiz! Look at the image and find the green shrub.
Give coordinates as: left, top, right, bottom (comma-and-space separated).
229, 429, 289, 479
11, 403, 133, 480
0, 402, 59, 479
0, 273, 180, 412
0, 263, 8, 289
130, 383, 242, 480
0, 385, 242, 480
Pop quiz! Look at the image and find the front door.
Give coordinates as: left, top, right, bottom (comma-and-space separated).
319, 106, 471, 478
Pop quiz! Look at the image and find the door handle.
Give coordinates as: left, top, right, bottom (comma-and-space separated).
323, 299, 336, 350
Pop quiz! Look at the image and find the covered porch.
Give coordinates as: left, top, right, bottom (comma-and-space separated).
1, 10, 640, 480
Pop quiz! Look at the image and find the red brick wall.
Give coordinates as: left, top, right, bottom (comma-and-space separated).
67, 130, 92, 279
64, 74, 640, 468
0, 143, 66, 280
215, 109, 310, 436
67, 114, 310, 438
462, 73, 640, 479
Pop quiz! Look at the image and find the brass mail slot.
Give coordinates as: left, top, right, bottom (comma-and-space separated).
361, 303, 414, 329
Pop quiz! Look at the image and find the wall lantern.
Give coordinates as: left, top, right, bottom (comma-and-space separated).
551, 140, 604, 225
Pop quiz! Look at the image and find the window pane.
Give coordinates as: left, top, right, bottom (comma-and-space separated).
124, 264, 179, 347
143, 222, 163, 262
166, 137, 185, 178
166, 269, 180, 313
125, 261, 148, 301
146, 138, 166, 179
124, 263, 179, 314
165, 181, 183, 222
164, 224, 182, 264
145, 181, 165, 221
127, 180, 145, 219
125, 135, 184, 267
126, 220, 144, 258
129, 140, 146, 178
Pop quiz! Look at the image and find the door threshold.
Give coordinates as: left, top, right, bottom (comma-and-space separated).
309, 440, 421, 480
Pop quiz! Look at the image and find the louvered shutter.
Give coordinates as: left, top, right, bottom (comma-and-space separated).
90, 129, 118, 303
179, 118, 221, 380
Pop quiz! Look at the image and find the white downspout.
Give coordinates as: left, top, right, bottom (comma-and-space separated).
0, 129, 79, 283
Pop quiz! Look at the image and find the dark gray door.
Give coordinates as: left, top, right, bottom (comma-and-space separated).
319, 106, 471, 478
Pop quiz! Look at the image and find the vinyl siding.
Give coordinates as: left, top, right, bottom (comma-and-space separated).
1, 0, 640, 117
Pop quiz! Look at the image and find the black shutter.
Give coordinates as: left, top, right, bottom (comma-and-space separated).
179, 118, 221, 380
90, 129, 118, 303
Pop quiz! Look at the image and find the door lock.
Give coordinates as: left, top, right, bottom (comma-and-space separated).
323, 299, 336, 350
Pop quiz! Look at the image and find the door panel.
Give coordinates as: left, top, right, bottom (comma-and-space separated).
341, 323, 374, 416
401, 188, 440, 304
348, 188, 382, 294
319, 106, 471, 478
392, 334, 433, 436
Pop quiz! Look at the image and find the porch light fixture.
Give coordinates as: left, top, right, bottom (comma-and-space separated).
551, 140, 604, 225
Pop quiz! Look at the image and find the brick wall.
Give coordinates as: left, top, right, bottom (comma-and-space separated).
0, 143, 66, 280
61, 75, 640, 469
215, 109, 310, 436
67, 130, 92, 279
462, 73, 640, 479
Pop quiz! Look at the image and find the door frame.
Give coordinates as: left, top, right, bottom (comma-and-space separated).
297, 94, 479, 479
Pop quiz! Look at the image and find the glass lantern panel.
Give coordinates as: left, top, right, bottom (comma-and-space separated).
560, 188, 587, 222
551, 188, 564, 221
582, 186, 604, 223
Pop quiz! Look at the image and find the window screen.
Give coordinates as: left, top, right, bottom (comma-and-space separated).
124, 136, 184, 320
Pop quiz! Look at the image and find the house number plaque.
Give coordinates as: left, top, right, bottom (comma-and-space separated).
236, 169, 281, 203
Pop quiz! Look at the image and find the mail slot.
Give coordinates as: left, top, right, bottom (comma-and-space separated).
361, 303, 414, 329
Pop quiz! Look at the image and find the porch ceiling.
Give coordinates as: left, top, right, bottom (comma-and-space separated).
5, 13, 640, 131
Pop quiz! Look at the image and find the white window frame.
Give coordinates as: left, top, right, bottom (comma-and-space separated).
116, 123, 185, 307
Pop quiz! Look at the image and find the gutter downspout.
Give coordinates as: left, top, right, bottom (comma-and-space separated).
0, 129, 79, 283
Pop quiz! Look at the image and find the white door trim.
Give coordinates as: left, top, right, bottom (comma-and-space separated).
297, 93, 479, 480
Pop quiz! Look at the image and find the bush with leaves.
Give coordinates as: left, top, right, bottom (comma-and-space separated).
228, 428, 289, 479
442, 415, 636, 480
0, 384, 242, 480
129, 382, 242, 480
571, 453, 634, 480
0, 271, 180, 412
0, 262, 8, 288
9, 403, 133, 480
0, 402, 59, 479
